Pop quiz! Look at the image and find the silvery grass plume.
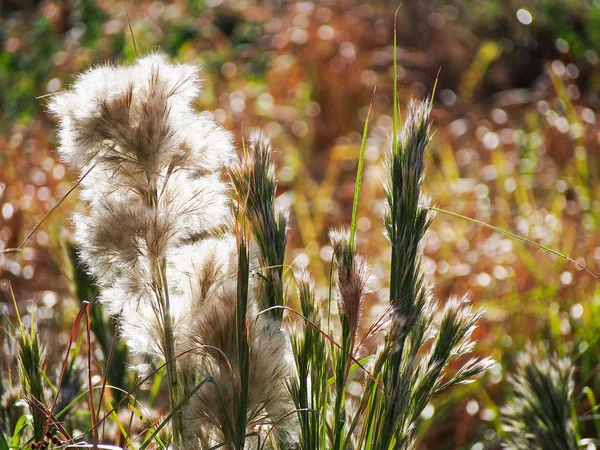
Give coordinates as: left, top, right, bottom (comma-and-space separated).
50, 53, 234, 446
174, 236, 296, 449
50, 55, 295, 449
501, 348, 578, 450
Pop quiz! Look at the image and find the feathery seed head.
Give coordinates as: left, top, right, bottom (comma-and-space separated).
50, 54, 234, 191
186, 289, 294, 440
329, 228, 370, 341
231, 130, 288, 318
53, 53, 235, 320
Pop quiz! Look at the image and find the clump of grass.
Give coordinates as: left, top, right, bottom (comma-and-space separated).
230, 131, 288, 323
43, 49, 492, 449
501, 348, 579, 450
285, 99, 493, 450
15, 304, 47, 443
49, 54, 297, 449
49, 54, 238, 447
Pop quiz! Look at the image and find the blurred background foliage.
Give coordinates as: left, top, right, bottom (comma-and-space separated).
1, 0, 600, 448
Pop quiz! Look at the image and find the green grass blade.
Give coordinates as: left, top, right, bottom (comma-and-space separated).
430, 67, 441, 108
55, 385, 132, 420
581, 388, 600, 438
148, 370, 164, 406
103, 397, 136, 450
429, 206, 597, 278
0, 306, 16, 334
9, 415, 32, 447
129, 403, 166, 449
235, 235, 250, 450
349, 87, 376, 250
392, 6, 400, 153
327, 355, 374, 387
0, 428, 8, 450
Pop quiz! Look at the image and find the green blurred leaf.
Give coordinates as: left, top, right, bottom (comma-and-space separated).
0, 428, 8, 450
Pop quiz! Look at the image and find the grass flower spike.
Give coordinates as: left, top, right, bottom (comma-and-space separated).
368, 100, 493, 449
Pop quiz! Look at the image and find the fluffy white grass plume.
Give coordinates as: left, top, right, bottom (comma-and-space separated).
50, 54, 234, 347
51, 54, 296, 447
161, 237, 296, 446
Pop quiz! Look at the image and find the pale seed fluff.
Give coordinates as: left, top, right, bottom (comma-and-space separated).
50, 53, 234, 330
50, 54, 295, 445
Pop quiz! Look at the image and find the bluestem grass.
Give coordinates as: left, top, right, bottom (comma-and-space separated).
501, 348, 578, 450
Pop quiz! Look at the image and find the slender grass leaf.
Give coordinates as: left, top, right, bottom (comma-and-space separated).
429, 206, 597, 278
9, 415, 32, 447
349, 87, 376, 249
0, 428, 8, 450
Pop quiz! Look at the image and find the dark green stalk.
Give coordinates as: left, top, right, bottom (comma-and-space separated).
234, 235, 250, 450
159, 257, 182, 447
291, 274, 325, 450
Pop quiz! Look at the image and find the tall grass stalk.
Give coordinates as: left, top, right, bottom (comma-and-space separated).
233, 232, 250, 450
49, 54, 237, 448
286, 98, 491, 450
231, 131, 288, 323
374, 100, 492, 448
290, 272, 327, 450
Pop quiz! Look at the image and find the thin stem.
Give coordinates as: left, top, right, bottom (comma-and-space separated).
160, 257, 182, 447
234, 236, 250, 450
